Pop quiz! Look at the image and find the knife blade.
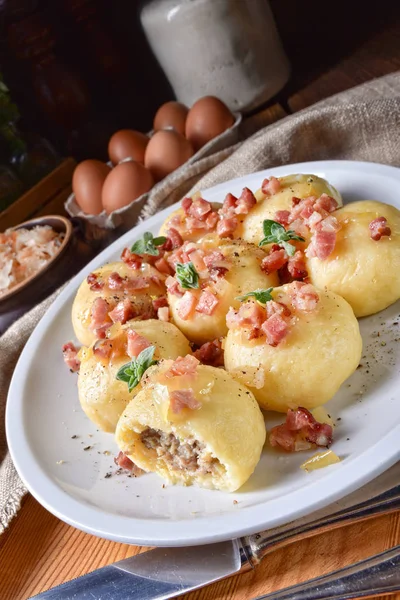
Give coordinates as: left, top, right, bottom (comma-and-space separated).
31, 462, 400, 600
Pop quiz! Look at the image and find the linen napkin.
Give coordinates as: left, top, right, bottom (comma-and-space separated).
1, 71, 400, 533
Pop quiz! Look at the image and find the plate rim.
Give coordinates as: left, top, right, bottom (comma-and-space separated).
6, 159, 400, 546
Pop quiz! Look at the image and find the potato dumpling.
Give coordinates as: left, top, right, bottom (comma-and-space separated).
240, 174, 342, 245
306, 200, 400, 317
115, 358, 266, 492
167, 237, 278, 344
224, 282, 362, 413
159, 198, 221, 243
72, 261, 166, 346
78, 319, 191, 432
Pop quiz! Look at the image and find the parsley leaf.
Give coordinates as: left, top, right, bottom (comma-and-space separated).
236, 288, 274, 305
259, 219, 305, 257
116, 346, 158, 392
130, 231, 167, 256
175, 262, 199, 289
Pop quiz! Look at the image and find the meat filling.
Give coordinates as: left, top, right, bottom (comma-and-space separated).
140, 428, 223, 476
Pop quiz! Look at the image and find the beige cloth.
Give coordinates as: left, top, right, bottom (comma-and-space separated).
1, 72, 400, 533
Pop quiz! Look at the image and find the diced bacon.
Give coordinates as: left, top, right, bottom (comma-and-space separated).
124, 276, 150, 291
307, 211, 323, 230
314, 193, 338, 213
127, 330, 152, 358
226, 306, 242, 329
319, 215, 341, 233
108, 298, 136, 324
287, 250, 308, 280
169, 389, 201, 413
89, 298, 111, 337
121, 248, 142, 269
261, 313, 289, 346
203, 250, 225, 269
205, 211, 218, 230
62, 342, 81, 372
292, 196, 301, 206
107, 271, 124, 290
186, 217, 207, 230
87, 272, 104, 291
166, 354, 200, 377
217, 216, 238, 238
189, 250, 207, 273
307, 228, 336, 260
270, 407, 333, 452
261, 247, 288, 274
152, 296, 168, 311
226, 301, 266, 332
157, 306, 170, 321
166, 275, 183, 297
369, 217, 391, 241
289, 282, 319, 312
177, 291, 197, 320
158, 237, 173, 252
289, 218, 309, 238
196, 290, 219, 315
181, 197, 193, 214
265, 300, 291, 319
209, 266, 229, 282
167, 248, 184, 271
193, 338, 224, 366
188, 198, 212, 220
274, 210, 291, 226
167, 227, 183, 249
93, 339, 113, 359
114, 451, 144, 476
261, 176, 281, 196
288, 197, 316, 224
235, 187, 256, 215
154, 256, 172, 275
221, 192, 238, 217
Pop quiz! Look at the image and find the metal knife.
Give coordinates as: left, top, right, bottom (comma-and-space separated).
31, 464, 400, 600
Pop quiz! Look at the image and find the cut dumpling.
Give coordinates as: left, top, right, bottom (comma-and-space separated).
115, 356, 266, 492
306, 200, 400, 317
166, 237, 278, 344
78, 319, 191, 432
224, 282, 362, 413
72, 261, 166, 346
240, 174, 342, 245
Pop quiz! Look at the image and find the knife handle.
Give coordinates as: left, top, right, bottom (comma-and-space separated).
241, 484, 400, 566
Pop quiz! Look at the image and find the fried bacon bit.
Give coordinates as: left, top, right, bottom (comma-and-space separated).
205, 211, 219, 229
109, 298, 136, 324
314, 194, 339, 214
157, 306, 170, 321
154, 257, 172, 275
87, 272, 104, 291
261, 313, 289, 346
189, 249, 207, 273
261, 176, 281, 196
177, 291, 197, 320
114, 451, 144, 476
196, 290, 219, 315
269, 407, 333, 452
189, 198, 212, 219
152, 296, 168, 311
274, 210, 291, 226
287, 250, 308, 280
165, 354, 200, 378
235, 188, 257, 215
62, 342, 81, 372
221, 192, 237, 216
226, 301, 265, 331
124, 276, 150, 291
93, 339, 113, 359
193, 338, 224, 366
261, 246, 288, 274
89, 298, 111, 338
169, 389, 201, 414
121, 248, 142, 269
289, 281, 319, 312
217, 216, 238, 238
306, 221, 338, 260
166, 275, 183, 297
107, 271, 124, 290
167, 227, 184, 248
265, 300, 291, 319
369, 217, 391, 241
127, 330, 152, 358
182, 197, 193, 213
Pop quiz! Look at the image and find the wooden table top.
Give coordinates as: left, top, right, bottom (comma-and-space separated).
1, 8, 400, 600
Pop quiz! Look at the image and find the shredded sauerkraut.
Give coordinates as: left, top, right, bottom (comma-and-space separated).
0, 225, 64, 295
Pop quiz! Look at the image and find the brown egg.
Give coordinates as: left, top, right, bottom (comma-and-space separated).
144, 130, 194, 182
72, 159, 111, 215
153, 101, 189, 135
102, 161, 154, 214
185, 96, 235, 151
108, 130, 149, 165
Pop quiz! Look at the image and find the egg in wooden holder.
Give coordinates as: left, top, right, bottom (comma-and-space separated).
166, 237, 279, 344
240, 174, 343, 245
78, 320, 191, 433
306, 200, 400, 317
72, 261, 166, 347
115, 357, 266, 492
224, 282, 362, 413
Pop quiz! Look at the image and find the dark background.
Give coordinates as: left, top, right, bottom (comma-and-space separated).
1, 0, 399, 162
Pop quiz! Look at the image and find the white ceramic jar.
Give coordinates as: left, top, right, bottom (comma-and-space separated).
140, 0, 290, 112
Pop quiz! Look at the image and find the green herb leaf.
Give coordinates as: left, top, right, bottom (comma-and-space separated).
130, 232, 167, 256
175, 262, 199, 289
236, 288, 274, 305
116, 345, 158, 392
259, 219, 305, 255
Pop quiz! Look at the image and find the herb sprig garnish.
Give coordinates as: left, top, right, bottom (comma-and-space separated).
175, 262, 199, 289
130, 232, 167, 256
259, 220, 305, 257
236, 288, 274, 305
116, 346, 158, 392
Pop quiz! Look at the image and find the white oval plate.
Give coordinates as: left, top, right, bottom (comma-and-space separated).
6, 160, 400, 547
